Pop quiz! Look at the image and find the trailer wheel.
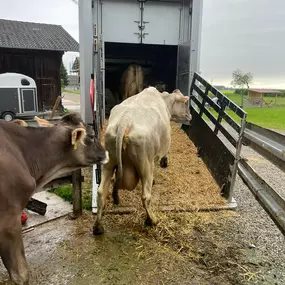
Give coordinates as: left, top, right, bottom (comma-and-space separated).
2, 112, 15, 121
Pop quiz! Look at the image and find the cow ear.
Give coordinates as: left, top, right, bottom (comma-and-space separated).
183, 96, 189, 103
71, 128, 87, 150
173, 89, 181, 94
175, 95, 189, 103
12, 119, 28, 127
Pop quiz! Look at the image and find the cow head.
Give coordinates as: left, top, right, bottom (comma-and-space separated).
162, 89, 192, 125
36, 112, 109, 166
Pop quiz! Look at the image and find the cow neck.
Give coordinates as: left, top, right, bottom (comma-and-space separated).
161, 93, 175, 119
23, 126, 70, 181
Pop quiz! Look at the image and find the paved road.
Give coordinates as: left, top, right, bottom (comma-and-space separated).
61, 92, 80, 111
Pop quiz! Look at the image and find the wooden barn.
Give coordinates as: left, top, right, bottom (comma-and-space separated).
0, 18, 79, 111
248, 88, 282, 107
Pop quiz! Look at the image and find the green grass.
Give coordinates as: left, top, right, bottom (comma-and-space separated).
220, 90, 285, 107
49, 185, 92, 210
62, 88, 80, 95
202, 90, 285, 130
237, 108, 285, 130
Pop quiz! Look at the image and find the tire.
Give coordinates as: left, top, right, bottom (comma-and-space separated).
2, 111, 15, 121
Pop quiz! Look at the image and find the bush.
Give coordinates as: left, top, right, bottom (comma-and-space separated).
234, 89, 248, 95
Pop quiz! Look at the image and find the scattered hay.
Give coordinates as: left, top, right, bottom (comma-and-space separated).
98, 120, 226, 212
76, 120, 239, 280
60, 210, 243, 285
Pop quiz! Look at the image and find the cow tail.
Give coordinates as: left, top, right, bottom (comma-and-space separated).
115, 119, 130, 185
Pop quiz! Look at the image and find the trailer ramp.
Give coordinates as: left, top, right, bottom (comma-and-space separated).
183, 72, 285, 236
182, 72, 247, 204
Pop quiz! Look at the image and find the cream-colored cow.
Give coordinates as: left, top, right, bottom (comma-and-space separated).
120, 64, 144, 100
93, 87, 192, 235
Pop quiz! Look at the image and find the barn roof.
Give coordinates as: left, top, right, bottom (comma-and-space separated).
71, 57, 80, 72
0, 19, 79, 52
249, 88, 282, 94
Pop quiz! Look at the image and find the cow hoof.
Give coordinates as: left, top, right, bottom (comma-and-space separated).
93, 224, 105, 235
160, 157, 168, 168
113, 196, 120, 205
152, 180, 155, 186
112, 187, 120, 205
112, 193, 120, 205
145, 217, 156, 227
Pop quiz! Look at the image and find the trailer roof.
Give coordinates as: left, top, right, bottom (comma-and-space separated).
248, 88, 282, 94
0, 18, 79, 52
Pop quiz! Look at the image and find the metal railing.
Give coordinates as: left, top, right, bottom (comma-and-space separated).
184, 72, 285, 236
239, 122, 285, 236
182, 72, 247, 203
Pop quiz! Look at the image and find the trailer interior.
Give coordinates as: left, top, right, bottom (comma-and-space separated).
104, 42, 178, 114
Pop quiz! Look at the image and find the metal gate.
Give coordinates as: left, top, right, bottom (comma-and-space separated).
186, 72, 285, 236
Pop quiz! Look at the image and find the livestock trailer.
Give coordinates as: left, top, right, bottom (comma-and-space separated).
77, 0, 285, 235
0, 72, 39, 121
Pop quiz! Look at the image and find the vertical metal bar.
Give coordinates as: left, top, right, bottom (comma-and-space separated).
100, 0, 105, 125
199, 86, 208, 116
72, 169, 82, 217
78, 0, 93, 124
227, 114, 247, 202
214, 104, 225, 135
92, 0, 102, 214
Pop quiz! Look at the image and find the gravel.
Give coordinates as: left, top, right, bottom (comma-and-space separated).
208, 120, 285, 284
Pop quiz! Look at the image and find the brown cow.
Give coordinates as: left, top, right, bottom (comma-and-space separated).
0, 112, 109, 285
120, 64, 144, 100
93, 87, 191, 235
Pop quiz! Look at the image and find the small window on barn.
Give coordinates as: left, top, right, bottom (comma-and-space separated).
21, 79, 30, 86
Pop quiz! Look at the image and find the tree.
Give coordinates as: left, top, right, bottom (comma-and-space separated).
60, 62, 69, 88
231, 69, 253, 108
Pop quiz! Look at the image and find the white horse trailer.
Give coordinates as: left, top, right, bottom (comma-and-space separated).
0, 72, 38, 121
78, 0, 203, 213
77, 0, 285, 236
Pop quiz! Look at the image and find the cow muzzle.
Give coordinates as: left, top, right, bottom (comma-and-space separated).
101, 151, 110, 165
171, 115, 192, 125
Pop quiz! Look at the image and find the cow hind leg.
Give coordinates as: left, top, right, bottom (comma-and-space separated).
93, 165, 114, 235
112, 167, 120, 205
140, 161, 157, 227
0, 217, 29, 285
112, 184, 119, 206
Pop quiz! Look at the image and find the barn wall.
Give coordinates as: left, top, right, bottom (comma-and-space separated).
248, 90, 262, 105
0, 48, 63, 111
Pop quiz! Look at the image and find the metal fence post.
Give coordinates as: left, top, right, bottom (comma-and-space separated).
70, 169, 82, 219
228, 115, 247, 203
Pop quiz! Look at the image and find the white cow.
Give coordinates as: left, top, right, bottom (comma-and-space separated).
93, 87, 192, 235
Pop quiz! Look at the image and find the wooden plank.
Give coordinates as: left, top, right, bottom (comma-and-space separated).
71, 169, 82, 219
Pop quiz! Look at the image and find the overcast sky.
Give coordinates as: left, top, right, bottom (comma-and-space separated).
1, 0, 285, 88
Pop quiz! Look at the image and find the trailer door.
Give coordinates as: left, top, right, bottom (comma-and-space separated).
176, 0, 202, 96
102, 0, 140, 44
142, 0, 181, 45
21, 89, 36, 112
176, 39, 192, 96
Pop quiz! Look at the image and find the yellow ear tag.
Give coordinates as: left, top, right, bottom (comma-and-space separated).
74, 142, 78, 150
